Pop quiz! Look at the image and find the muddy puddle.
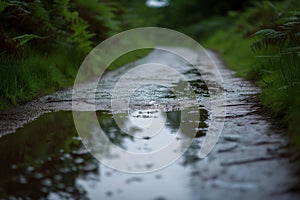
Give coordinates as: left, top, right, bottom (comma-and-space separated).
0, 108, 208, 199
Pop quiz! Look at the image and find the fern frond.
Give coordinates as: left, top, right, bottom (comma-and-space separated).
27, 0, 54, 30
252, 29, 288, 51
0, 0, 16, 13
13, 34, 43, 46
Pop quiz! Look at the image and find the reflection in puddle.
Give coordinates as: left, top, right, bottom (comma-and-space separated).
0, 108, 208, 199
0, 112, 98, 199
97, 109, 181, 153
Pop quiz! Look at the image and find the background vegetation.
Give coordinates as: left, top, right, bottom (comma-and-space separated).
0, 0, 149, 108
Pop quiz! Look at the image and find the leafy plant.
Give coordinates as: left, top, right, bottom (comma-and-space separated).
13, 34, 44, 46
0, 0, 152, 109
27, 0, 54, 31
0, 0, 16, 13
251, 1, 300, 88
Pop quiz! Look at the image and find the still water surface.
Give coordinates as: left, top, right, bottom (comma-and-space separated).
0, 108, 208, 199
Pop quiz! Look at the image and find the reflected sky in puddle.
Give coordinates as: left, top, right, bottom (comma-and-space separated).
0, 108, 208, 199
97, 109, 181, 153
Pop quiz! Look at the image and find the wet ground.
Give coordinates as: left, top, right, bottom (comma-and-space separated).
0, 48, 299, 199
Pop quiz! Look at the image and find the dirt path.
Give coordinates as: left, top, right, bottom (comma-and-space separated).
191, 51, 299, 199
0, 48, 299, 199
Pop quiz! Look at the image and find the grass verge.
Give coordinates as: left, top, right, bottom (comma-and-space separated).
0, 47, 152, 110
204, 29, 300, 148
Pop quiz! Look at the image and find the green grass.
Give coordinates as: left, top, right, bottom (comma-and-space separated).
204, 28, 300, 148
0, 47, 152, 110
204, 29, 257, 77
258, 54, 300, 146
107, 48, 153, 71
0, 48, 82, 109
0, 0, 154, 110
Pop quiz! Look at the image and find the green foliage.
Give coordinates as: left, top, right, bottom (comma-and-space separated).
252, 29, 288, 50
250, 0, 300, 105
147, 0, 253, 38
1, 48, 78, 99
204, 29, 257, 76
107, 48, 153, 71
13, 34, 43, 46
68, 21, 94, 54
52, 0, 95, 54
0, 0, 145, 109
27, 0, 53, 30
0, 0, 134, 55
0, 46, 82, 108
206, 0, 300, 146
74, 0, 122, 36
233, 1, 279, 36
251, 2, 300, 52
0, 0, 16, 13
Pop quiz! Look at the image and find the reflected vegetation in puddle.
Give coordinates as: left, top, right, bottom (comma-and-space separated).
0, 111, 98, 199
182, 68, 209, 96
0, 107, 208, 199
96, 109, 182, 153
